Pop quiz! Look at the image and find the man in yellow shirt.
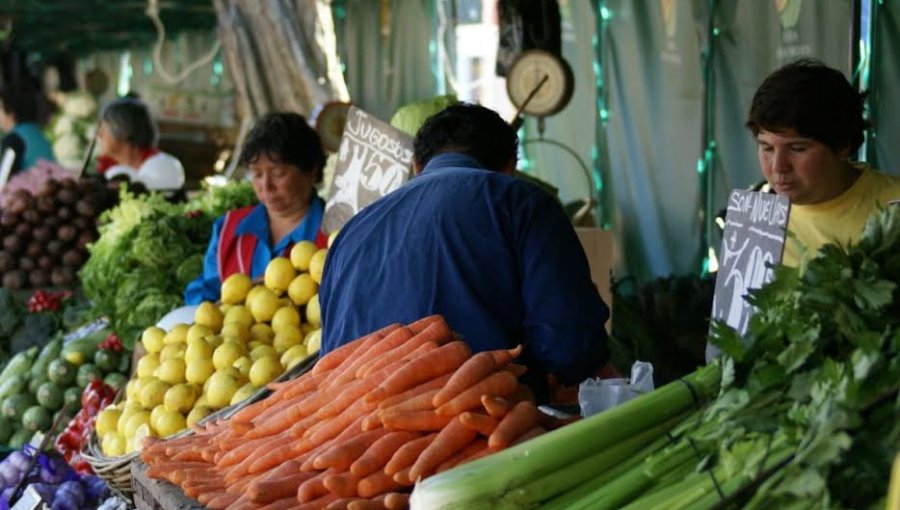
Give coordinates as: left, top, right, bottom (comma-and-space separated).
746, 59, 900, 266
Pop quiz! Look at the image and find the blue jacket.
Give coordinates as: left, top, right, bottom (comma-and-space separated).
4, 123, 55, 173
184, 196, 324, 304
319, 153, 609, 396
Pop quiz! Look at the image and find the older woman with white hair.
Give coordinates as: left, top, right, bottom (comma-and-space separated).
98, 97, 184, 192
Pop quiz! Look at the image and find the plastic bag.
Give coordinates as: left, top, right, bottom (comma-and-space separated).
578, 361, 654, 417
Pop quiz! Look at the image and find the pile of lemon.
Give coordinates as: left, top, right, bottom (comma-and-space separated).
97, 240, 329, 457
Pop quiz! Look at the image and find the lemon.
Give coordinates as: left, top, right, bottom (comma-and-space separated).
185, 337, 213, 363
220, 321, 250, 343
308, 249, 328, 283
250, 323, 274, 344
194, 301, 224, 333
327, 229, 340, 248
101, 432, 126, 457
155, 358, 186, 385
248, 288, 278, 323
186, 406, 213, 428
136, 353, 160, 378
96, 408, 121, 437
186, 324, 214, 345
133, 423, 157, 449
305, 294, 321, 327
221, 273, 252, 305
250, 344, 278, 362
150, 405, 168, 431
245, 284, 267, 307
280, 344, 308, 368
249, 357, 283, 387
206, 334, 224, 349
155, 409, 187, 437
271, 306, 301, 333
194, 394, 209, 408
224, 305, 254, 329
206, 372, 242, 408
273, 327, 303, 353
287, 273, 318, 306
265, 257, 296, 295
289, 241, 318, 271
124, 411, 152, 438
164, 323, 190, 345
159, 343, 186, 362
232, 356, 253, 378
305, 329, 322, 354
185, 358, 215, 385
219, 303, 233, 315
218, 366, 246, 384
141, 327, 166, 354
302, 322, 317, 336
230, 382, 259, 406
139, 380, 171, 409
164, 383, 197, 413
213, 341, 246, 371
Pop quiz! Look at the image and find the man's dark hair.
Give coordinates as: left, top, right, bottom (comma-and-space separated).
0, 88, 40, 123
747, 59, 868, 154
413, 103, 518, 172
101, 97, 158, 149
240, 112, 326, 183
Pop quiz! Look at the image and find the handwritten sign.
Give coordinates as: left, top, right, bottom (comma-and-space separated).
322, 106, 414, 233
711, 190, 791, 336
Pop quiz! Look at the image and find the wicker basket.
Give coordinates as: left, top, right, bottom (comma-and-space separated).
81, 353, 319, 499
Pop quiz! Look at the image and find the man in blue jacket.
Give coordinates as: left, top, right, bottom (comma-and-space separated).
0, 89, 55, 174
319, 103, 609, 402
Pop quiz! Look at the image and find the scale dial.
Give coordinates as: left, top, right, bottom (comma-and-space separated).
506, 49, 575, 117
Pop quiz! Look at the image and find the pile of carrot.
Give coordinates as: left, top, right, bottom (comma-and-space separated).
140, 315, 547, 510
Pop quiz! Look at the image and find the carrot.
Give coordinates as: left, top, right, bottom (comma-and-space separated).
182, 472, 222, 488
248, 471, 315, 503
360, 326, 449, 382
357, 470, 403, 498
488, 400, 542, 450
145, 461, 208, 480
296, 493, 341, 510
432, 352, 496, 407
436, 438, 489, 473
323, 472, 362, 498
406, 314, 443, 334
436, 370, 519, 416
458, 411, 500, 436
216, 435, 281, 468
381, 409, 453, 432
248, 439, 307, 474
366, 341, 472, 404
325, 499, 362, 510
313, 428, 392, 470
481, 394, 513, 417
490, 344, 523, 367
204, 492, 239, 509
383, 492, 410, 510
183, 482, 226, 498
409, 416, 478, 481
325, 325, 403, 388
317, 378, 373, 419
511, 425, 546, 446
379, 388, 440, 416
391, 466, 412, 485
505, 363, 528, 377
314, 323, 400, 375
353, 326, 416, 378
348, 494, 389, 510
245, 399, 312, 439
225, 474, 257, 496
305, 400, 375, 445
350, 431, 420, 477
260, 496, 310, 510
361, 412, 384, 431
384, 433, 437, 475
278, 368, 334, 400
298, 468, 338, 502
289, 413, 321, 438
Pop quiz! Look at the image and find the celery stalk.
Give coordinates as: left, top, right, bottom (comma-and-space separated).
410, 364, 720, 510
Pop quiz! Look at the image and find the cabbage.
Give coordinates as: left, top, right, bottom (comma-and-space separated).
390, 94, 458, 136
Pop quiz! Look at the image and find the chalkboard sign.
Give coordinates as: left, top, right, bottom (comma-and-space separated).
711, 190, 791, 336
322, 106, 414, 234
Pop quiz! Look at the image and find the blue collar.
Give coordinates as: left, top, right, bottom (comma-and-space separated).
235, 195, 324, 247
419, 153, 489, 176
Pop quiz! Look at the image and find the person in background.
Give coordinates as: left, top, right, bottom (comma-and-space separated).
318, 103, 610, 403
0, 88, 56, 175
747, 59, 900, 266
97, 97, 185, 193
184, 112, 327, 304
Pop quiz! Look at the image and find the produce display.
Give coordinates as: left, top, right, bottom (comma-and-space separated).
411, 206, 900, 509
139, 315, 548, 509
97, 242, 325, 456
0, 448, 109, 510
78, 182, 257, 347
0, 176, 116, 290
0, 326, 128, 449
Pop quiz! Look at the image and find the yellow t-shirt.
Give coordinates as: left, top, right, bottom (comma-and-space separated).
782, 166, 900, 266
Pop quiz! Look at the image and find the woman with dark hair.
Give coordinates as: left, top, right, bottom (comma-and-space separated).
184, 112, 327, 304
0, 88, 56, 175
98, 97, 185, 192
746, 59, 900, 266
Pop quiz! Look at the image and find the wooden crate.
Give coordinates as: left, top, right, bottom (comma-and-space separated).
131, 460, 204, 510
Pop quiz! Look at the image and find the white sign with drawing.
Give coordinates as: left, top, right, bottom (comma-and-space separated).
711, 190, 791, 336
322, 106, 414, 233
